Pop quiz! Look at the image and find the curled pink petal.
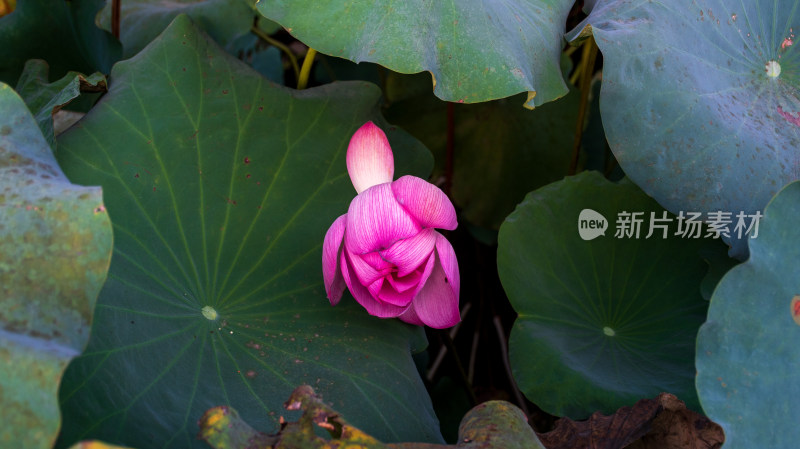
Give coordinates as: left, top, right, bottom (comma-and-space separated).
378, 253, 436, 309
410, 235, 460, 328
434, 232, 460, 300
397, 302, 424, 326
391, 176, 457, 230
346, 121, 395, 194
367, 277, 384, 299
380, 228, 436, 277
408, 251, 437, 307
376, 282, 416, 307
322, 214, 347, 305
386, 269, 423, 293
341, 251, 408, 318
346, 248, 387, 286
346, 183, 420, 255
360, 251, 393, 271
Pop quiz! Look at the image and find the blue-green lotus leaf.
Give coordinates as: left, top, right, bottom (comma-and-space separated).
0, 84, 112, 449
696, 180, 800, 449
566, 0, 800, 258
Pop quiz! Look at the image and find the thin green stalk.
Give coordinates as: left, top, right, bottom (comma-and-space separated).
297, 48, 317, 90
440, 328, 478, 406
250, 25, 300, 81
493, 315, 530, 418
568, 37, 599, 176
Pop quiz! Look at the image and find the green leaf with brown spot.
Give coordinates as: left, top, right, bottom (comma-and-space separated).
54, 15, 441, 449
0, 83, 112, 449
696, 180, 800, 449
566, 0, 800, 258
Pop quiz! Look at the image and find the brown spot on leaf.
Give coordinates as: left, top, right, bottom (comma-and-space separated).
791, 295, 800, 325
778, 106, 800, 126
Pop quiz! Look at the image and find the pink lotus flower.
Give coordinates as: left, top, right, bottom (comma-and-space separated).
322, 122, 460, 328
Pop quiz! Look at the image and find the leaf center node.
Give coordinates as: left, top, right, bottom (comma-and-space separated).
202, 306, 219, 321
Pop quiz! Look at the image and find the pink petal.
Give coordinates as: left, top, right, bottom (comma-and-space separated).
412, 250, 437, 302
377, 282, 416, 307
397, 253, 438, 326
390, 250, 438, 326
346, 121, 395, 194
386, 269, 423, 293
391, 176, 457, 230
341, 251, 407, 318
434, 232, 460, 300
409, 235, 460, 328
346, 248, 387, 286
367, 277, 384, 299
380, 228, 436, 277
346, 183, 420, 255
397, 302, 424, 326
360, 251, 393, 271
322, 214, 347, 305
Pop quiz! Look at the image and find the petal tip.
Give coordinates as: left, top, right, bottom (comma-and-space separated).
347, 122, 395, 194
327, 290, 343, 306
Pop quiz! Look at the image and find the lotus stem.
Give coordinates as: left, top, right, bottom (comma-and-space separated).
297, 48, 317, 90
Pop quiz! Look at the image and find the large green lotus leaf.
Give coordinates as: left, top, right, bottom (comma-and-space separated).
257, 0, 573, 108
384, 73, 578, 229
0, 0, 119, 85
55, 15, 440, 449
0, 84, 112, 448
696, 181, 800, 449
96, 0, 280, 59
14, 60, 106, 149
498, 171, 726, 418
565, 0, 800, 258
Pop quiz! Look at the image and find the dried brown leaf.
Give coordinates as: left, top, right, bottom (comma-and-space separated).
537, 393, 723, 449
625, 394, 724, 449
